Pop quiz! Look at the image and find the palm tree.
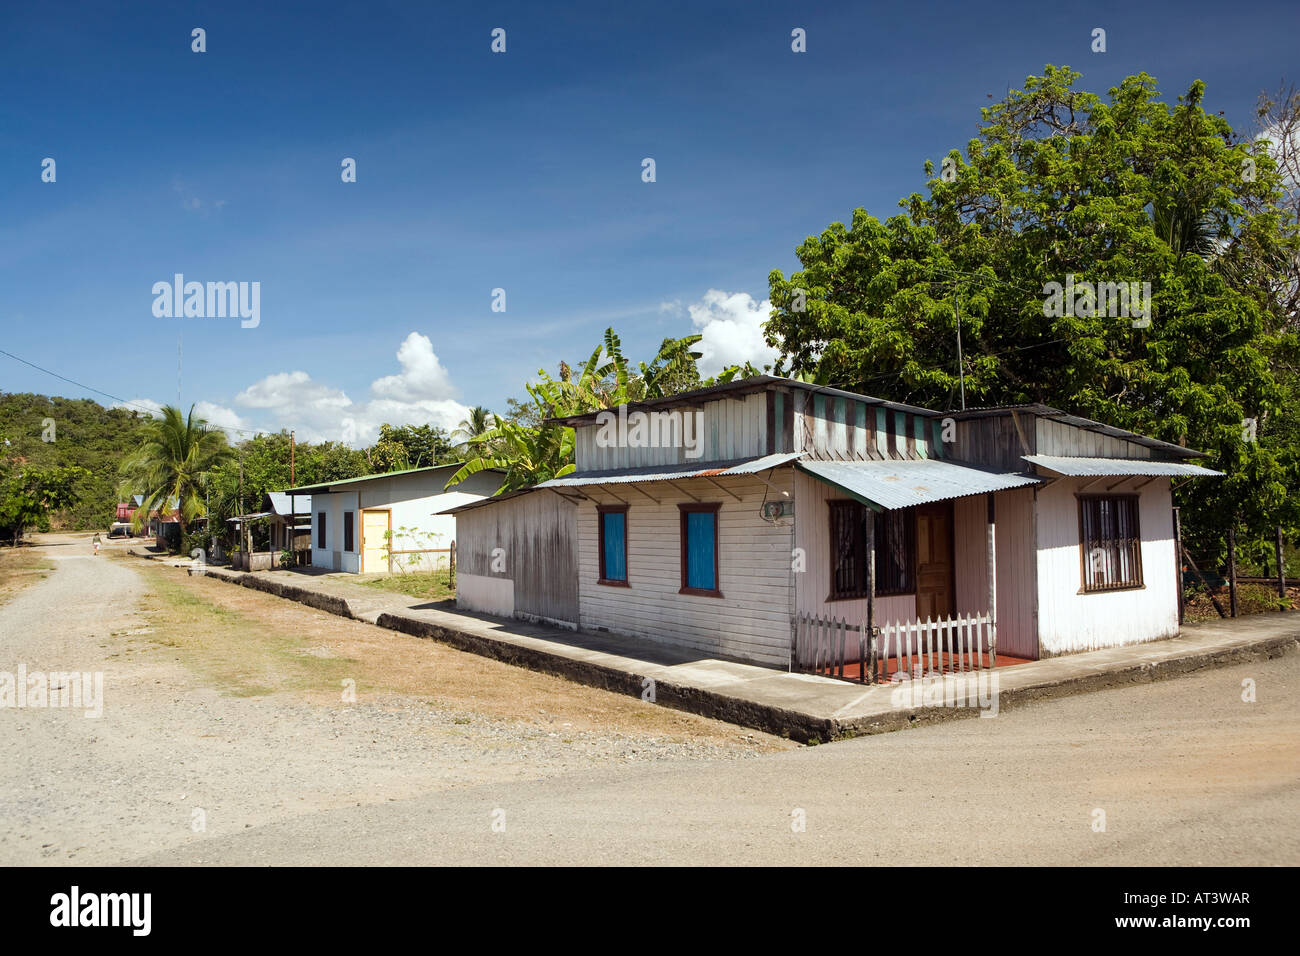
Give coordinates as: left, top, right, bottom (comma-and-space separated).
451, 406, 497, 454
118, 405, 233, 539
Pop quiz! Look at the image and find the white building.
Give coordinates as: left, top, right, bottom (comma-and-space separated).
446, 377, 1222, 672
284, 464, 502, 574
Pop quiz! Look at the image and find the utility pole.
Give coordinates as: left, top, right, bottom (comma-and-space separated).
954, 292, 966, 410
290, 430, 296, 486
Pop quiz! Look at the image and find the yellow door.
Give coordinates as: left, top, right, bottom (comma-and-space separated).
361, 510, 390, 573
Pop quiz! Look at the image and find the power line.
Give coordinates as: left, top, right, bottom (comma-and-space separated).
0, 346, 266, 436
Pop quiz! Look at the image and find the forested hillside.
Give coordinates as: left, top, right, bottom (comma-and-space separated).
0, 393, 152, 529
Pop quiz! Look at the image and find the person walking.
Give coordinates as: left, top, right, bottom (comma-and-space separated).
92, 532, 101, 556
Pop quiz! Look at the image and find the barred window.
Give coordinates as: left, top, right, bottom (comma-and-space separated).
828, 501, 915, 599
1079, 495, 1143, 592
829, 500, 868, 599
874, 507, 915, 596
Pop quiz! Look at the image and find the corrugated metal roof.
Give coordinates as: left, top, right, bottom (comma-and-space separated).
437, 485, 541, 516
535, 452, 802, 489
944, 405, 1208, 458
796, 459, 1041, 511
266, 491, 311, 515
281, 463, 502, 496
1023, 455, 1224, 477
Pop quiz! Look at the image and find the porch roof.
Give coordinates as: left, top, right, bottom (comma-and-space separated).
796, 458, 1041, 511
1023, 455, 1224, 478
534, 451, 802, 489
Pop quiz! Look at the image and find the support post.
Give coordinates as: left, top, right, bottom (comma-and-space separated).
1173, 507, 1183, 626
1278, 525, 1287, 602
986, 493, 997, 669
866, 511, 876, 683
1227, 527, 1239, 618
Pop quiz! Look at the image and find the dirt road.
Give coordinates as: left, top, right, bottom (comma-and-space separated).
2, 533, 1297, 865
0, 534, 780, 865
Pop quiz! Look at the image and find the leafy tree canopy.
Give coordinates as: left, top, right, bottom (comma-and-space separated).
0, 464, 91, 544
765, 66, 1300, 552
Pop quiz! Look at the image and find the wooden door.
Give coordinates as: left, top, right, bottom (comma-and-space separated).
915, 502, 954, 619
361, 510, 390, 573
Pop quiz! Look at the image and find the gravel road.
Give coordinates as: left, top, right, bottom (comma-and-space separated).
0, 534, 773, 865
3, 533, 1296, 866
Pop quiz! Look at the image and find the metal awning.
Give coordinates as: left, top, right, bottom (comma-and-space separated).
228, 512, 273, 523
535, 452, 801, 489
1023, 455, 1224, 477
796, 459, 1041, 511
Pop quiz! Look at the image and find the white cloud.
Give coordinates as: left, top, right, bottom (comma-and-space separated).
370, 332, 457, 401
685, 289, 779, 376
229, 334, 469, 447
236, 371, 352, 412
192, 401, 250, 438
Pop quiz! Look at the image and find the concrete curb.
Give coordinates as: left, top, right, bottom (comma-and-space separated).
832, 633, 1299, 740
375, 611, 832, 742
127, 551, 1299, 744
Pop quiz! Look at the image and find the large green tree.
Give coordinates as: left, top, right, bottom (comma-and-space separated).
0, 465, 90, 545
766, 66, 1299, 558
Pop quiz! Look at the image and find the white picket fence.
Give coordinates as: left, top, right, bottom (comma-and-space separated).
793, 610, 996, 684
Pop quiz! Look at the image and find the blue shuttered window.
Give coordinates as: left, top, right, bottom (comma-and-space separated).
599, 508, 627, 583
680, 505, 720, 595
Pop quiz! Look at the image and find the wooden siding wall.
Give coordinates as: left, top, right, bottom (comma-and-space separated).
791, 389, 941, 461
576, 472, 795, 666
952, 487, 1038, 659
792, 470, 916, 626
574, 392, 768, 471
1034, 418, 1153, 458
949, 414, 1036, 471
456, 490, 579, 626
572, 387, 944, 471
1035, 477, 1177, 655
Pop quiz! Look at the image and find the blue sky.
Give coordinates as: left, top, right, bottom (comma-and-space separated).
1, 0, 1294, 444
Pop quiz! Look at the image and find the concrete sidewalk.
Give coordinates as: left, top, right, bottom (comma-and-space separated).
130, 550, 1300, 743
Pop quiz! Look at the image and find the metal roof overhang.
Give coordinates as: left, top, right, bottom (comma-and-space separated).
796, 458, 1042, 511
534, 452, 802, 489
1023, 455, 1224, 478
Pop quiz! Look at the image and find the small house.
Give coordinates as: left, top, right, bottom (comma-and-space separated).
445, 377, 1221, 672
282, 464, 503, 574
227, 492, 313, 569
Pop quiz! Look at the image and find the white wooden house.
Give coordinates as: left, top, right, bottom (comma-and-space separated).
445, 377, 1220, 672
283, 464, 502, 574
